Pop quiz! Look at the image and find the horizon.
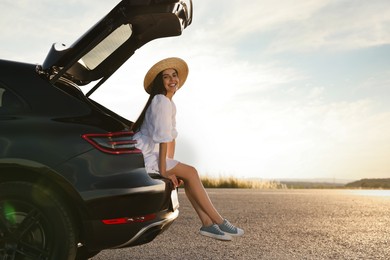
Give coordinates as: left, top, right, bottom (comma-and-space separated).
1, 0, 390, 180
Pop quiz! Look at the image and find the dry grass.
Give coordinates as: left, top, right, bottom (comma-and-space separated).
200, 176, 287, 189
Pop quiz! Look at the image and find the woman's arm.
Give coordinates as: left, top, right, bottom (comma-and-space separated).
167, 139, 175, 159
159, 143, 168, 176
159, 142, 179, 188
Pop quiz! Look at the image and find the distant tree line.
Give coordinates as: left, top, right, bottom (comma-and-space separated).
345, 178, 390, 189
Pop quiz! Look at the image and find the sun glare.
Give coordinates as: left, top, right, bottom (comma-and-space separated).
348, 190, 390, 197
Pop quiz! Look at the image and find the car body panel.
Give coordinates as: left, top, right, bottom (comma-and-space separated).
0, 0, 192, 254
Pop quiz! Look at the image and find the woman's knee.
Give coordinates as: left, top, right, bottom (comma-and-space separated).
187, 164, 197, 173
188, 165, 199, 178
172, 163, 199, 180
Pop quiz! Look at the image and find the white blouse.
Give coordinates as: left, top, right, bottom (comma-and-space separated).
134, 94, 179, 173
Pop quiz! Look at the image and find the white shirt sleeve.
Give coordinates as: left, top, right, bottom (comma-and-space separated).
171, 101, 178, 139
148, 95, 177, 143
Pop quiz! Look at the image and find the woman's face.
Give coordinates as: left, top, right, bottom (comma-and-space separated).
162, 68, 179, 97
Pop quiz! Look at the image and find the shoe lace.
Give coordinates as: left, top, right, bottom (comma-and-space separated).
211, 224, 224, 234
224, 220, 236, 231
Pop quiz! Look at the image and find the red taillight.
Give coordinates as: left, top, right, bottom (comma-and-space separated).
82, 131, 142, 154
102, 214, 156, 225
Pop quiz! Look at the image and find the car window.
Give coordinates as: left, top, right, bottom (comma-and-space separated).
79, 24, 133, 70
0, 87, 25, 114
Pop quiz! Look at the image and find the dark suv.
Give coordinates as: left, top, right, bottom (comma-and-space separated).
0, 1, 192, 259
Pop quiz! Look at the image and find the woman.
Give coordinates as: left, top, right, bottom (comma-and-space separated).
132, 57, 244, 241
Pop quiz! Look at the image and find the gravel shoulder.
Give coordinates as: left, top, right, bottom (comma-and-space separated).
93, 189, 390, 260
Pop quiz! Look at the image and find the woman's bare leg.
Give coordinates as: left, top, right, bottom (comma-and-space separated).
183, 183, 214, 226
167, 163, 224, 226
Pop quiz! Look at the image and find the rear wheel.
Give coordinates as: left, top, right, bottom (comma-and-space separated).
0, 181, 77, 260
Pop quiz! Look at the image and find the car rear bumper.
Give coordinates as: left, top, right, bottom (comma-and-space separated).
114, 209, 179, 248
83, 208, 179, 250
80, 184, 169, 219
80, 178, 179, 250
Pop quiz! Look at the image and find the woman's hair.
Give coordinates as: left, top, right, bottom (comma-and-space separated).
131, 71, 167, 132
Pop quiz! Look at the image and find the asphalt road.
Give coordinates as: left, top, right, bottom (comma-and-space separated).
93, 189, 390, 260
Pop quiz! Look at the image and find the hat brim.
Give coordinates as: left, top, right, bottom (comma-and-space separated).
143, 57, 189, 94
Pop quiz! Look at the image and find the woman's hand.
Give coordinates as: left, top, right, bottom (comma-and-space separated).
161, 171, 183, 189
163, 171, 178, 188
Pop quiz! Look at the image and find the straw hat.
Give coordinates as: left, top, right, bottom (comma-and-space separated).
143, 57, 189, 94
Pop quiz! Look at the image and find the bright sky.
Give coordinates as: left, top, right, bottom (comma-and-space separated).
1, 0, 390, 181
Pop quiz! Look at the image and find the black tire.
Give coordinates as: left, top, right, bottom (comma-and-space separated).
0, 181, 77, 260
